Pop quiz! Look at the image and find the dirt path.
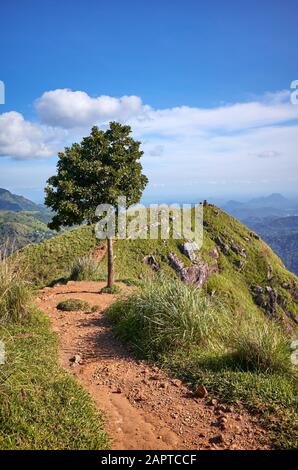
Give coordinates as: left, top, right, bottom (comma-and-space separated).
37, 281, 270, 450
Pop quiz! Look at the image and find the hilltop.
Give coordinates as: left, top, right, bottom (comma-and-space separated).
20, 203, 298, 329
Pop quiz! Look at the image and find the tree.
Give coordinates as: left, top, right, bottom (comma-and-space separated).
45, 122, 148, 288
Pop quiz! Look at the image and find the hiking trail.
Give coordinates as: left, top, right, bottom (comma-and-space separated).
37, 280, 270, 450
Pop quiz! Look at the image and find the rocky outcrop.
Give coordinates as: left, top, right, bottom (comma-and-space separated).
143, 255, 160, 271
252, 285, 298, 324
214, 236, 230, 256
179, 242, 199, 262
168, 253, 218, 288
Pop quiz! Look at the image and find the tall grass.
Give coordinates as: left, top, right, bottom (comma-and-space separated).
0, 249, 32, 324
70, 255, 102, 281
107, 277, 294, 374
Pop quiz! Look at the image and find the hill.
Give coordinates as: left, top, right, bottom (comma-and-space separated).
0, 187, 45, 212
244, 216, 298, 275
20, 204, 298, 329
0, 188, 57, 250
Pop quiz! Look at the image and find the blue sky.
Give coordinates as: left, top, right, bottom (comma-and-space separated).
0, 0, 298, 202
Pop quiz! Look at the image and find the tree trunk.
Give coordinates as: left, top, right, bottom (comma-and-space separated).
107, 238, 114, 288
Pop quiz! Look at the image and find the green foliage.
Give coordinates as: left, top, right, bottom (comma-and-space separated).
0, 250, 32, 324
19, 225, 97, 287
107, 278, 298, 448
45, 122, 148, 229
0, 311, 109, 449
56, 299, 91, 312
70, 254, 102, 281
0, 210, 55, 251
101, 285, 121, 294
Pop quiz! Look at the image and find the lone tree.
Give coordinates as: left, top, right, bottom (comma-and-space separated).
45, 122, 148, 288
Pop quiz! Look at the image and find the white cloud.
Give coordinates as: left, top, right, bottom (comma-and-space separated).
256, 150, 281, 159
0, 112, 58, 160
35, 89, 148, 128
1, 89, 298, 197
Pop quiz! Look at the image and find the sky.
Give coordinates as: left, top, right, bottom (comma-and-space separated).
0, 0, 298, 203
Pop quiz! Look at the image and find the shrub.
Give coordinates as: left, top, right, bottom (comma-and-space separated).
107, 278, 295, 376
56, 299, 91, 312
70, 255, 101, 281
107, 277, 229, 356
101, 285, 121, 294
230, 319, 292, 374
0, 249, 32, 324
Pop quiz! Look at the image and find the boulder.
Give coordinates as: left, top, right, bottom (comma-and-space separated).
179, 241, 199, 262
143, 254, 160, 271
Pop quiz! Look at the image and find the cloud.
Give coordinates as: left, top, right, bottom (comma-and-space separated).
1, 89, 298, 197
256, 150, 281, 159
0, 112, 56, 160
35, 89, 148, 128
148, 145, 164, 157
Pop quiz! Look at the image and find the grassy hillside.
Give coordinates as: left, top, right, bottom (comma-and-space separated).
19, 204, 298, 327
12, 203, 298, 448
0, 210, 55, 251
20, 225, 98, 286
0, 252, 108, 450
0, 188, 44, 212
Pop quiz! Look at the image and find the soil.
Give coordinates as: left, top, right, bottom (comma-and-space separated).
37, 280, 271, 450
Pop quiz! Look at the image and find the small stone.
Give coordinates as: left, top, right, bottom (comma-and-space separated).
172, 379, 182, 387
207, 398, 217, 406
69, 353, 82, 364
159, 382, 167, 389
209, 434, 224, 444
194, 384, 208, 398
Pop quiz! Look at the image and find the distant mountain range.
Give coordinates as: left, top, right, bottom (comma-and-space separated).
222, 194, 298, 275
1, 188, 297, 275
223, 193, 298, 220
0, 188, 55, 250
0, 188, 46, 212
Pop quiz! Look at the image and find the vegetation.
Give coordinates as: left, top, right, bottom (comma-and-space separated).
107, 277, 298, 449
0, 251, 108, 449
56, 299, 91, 312
45, 122, 148, 289
19, 225, 97, 287
70, 254, 102, 281
0, 250, 32, 324
101, 285, 121, 294
0, 210, 55, 251
0, 311, 109, 449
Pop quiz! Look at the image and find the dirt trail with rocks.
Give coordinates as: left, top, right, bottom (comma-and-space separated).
37, 280, 270, 450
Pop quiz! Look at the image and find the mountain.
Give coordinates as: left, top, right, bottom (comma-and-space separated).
223, 193, 298, 219
243, 216, 298, 275
0, 188, 55, 250
222, 194, 298, 274
0, 188, 46, 212
20, 204, 298, 329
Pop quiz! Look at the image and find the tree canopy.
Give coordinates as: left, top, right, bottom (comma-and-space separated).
45, 122, 148, 230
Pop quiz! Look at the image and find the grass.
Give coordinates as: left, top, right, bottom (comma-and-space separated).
56, 299, 91, 312
107, 277, 298, 449
0, 310, 109, 449
70, 254, 102, 281
19, 225, 99, 287
0, 250, 32, 324
101, 285, 121, 294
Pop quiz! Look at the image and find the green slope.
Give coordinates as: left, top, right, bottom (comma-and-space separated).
19, 204, 298, 326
